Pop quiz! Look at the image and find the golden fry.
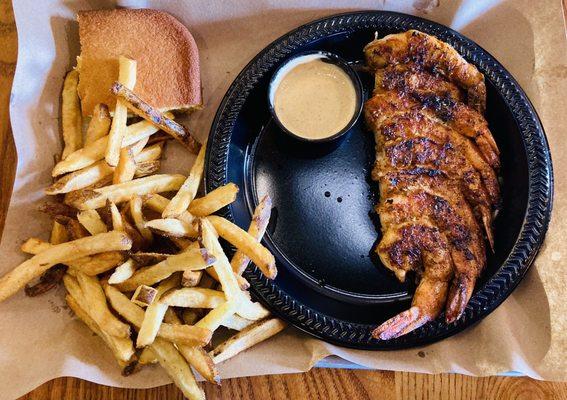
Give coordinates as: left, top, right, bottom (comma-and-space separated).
105, 285, 211, 347
162, 142, 206, 218
109, 202, 124, 231
151, 338, 206, 400
50, 221, 69, 245
52, 123, 166, 177
77, 209, 108, 235
108, 259, 137, 284
22, 239, 125, 276
114, 248, 215, 292
130, 195, 153, 243
221, 314, 255, 331
134, 160, 161, 178
136, 276, 178, 348
76, 272, 131, 338
84, 103, 111, 145
207, 215, 276, 279
46, 161, 114, 195
161, 287, 226, 308
106, 56, 137, 166
138, 346, 158, 365
61, 70, 83, 159
188, 183, 239, 217
199, 218, 270, 321
64, 174, 186, 210
164, 310, 219, 385
212, 318, 286, 364
145, 218, 197, 238
65, 294, 135, 367
0, 231, 132, 302
232, 195, 272, 275
195, 300, 237, 332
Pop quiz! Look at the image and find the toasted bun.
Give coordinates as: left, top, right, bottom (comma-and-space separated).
77, 9, 202, 116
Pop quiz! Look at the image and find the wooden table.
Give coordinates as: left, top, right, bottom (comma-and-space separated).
2, 1, 566, 399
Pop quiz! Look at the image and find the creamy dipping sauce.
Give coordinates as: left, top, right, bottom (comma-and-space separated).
273, 57, 357, 140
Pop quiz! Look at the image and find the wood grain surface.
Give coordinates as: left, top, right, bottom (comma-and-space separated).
1, 1, 566, 399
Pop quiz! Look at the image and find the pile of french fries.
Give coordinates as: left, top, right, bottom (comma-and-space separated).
0, 56, 286, 400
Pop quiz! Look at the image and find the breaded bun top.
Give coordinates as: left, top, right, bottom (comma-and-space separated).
77, 9, 202, 116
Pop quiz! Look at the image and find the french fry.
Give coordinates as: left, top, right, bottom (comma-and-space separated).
77, 210, 108, 235
52, 134, 108, 177
143, 194, 196, 229
121, 113, 173, 147
199, 218, 269, 321
52, 119, 168, 177
104, 285, 211, 347
50, 221, 69, 245
135, 143, 163, 163
206, 267, 249, 290
138, 346, 158, 365
212, 318, 286, 364
131, 284, 158, 307
106, 56, 137, 166
109, 202, 124, 231
61, 70, 82, 159
22, 239, 126, 276
111, 82, 200, 153
130, 195, 153, 242
164, 309, 219, 385
76, 272, 131, 338
195, 300, 237, 332
65, 294, 135, 367
188, 183, 239, 217
162, 142, 206, 218
114, 135, 150, 184
130, 252, 168, 266
114, 248, 215, 292
69, 251, 125, 275
48, 142, 162, 194
136, 276, 178, 348
161, 288, 226, 308
171, 237, 194, 251
221, 314, 255, 331
120, 207, 145, 253
181, 270, 202, 287
46, 161, 114, 195
108, 259, 137, 284
150, 337, 205, 400
143, 193, 170, 213
21, 237, 51, 254
232, 195, 272, 275
56, 216, 89, 240
134, 161, 161, 178
85, 103, 111, 145
145, 218, 197, 238
207, 216, 277, 279
0, 231, 132, 302
64, 174, 186, 210
114, 147, 137, 183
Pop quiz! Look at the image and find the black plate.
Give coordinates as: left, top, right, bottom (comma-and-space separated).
205, 11, 553, 349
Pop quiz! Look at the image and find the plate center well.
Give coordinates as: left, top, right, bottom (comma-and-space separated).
248, 118, 410, 303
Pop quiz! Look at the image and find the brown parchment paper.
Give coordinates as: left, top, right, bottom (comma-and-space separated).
2, 0, 566, 398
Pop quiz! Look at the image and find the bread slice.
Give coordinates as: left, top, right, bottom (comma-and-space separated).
77, 9, 202, 116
